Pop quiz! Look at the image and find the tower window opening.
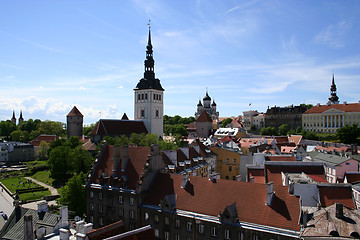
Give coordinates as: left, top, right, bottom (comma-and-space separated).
141, 109, 145, 118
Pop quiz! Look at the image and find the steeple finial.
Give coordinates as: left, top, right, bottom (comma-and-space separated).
147, 20, 152, 46
328, 73, 339, 104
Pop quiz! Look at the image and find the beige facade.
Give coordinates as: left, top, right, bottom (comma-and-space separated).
302, 103, 360, 133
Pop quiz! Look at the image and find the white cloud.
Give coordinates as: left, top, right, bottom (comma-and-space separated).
315, 21, 352, 48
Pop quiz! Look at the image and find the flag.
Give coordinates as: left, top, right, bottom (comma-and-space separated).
249, 103, 251, 106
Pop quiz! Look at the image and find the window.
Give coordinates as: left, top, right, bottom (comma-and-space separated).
145, 93, 148, 100
233, 176, 236, 180
99, 192, 103, 200
108, 198, 113, 207
138, 94, 140, 101
159, 95, 161, 101
144, 212, 149, 221
187, 222, 192, 232
99, 217, 103, 226
89, 215, 93, 223
226, 176, 229, 180
141, 93, 144, 100
99, 205, 103, 212
154, 229, 159, 237
89, 191, 94, 199
130, 210, 135, 219
225, 229, 230, 239
199, 224, 204, 234
119, 208, 124, 217
130, 197, 135, 205
141, 109, 145, 118
165, 216, 170, 225
233, 158, 236, 163
175, 219, 180, 228
119, 195, 123, 203
175, 234, 180, 240
229, 166, 232, 172
154, 215, 159, 223
226, 158, 229, 163
211, 227, 217, 237
165, 231, 170, 240
89, 203, 94, 211
346, 162, 350, 165
156, 109, 159, 118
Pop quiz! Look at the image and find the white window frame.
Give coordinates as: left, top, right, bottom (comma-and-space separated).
130, 197, 135, 206
187, 222, 192, 232
119, 195, 123, 203
211, 227, 217, 237
225, 229, 230, 239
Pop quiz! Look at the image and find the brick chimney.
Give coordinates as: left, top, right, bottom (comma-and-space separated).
121, 145, 130, 170
181, 174, 190, 188
59, 228, 69, 240
60, 206, 69, 228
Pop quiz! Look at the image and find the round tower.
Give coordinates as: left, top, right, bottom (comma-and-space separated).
66, 106, 83, 138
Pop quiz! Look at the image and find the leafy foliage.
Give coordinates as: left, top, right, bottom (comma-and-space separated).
278, 124, 290, 136
336, 124, 360, 144
59, 172, 86, 216
221, 118, 233, 127
0, 120, 17, 139
11, 130, 30, 142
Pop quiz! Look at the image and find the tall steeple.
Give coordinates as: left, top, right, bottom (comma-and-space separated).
18, 110, 24, 125
11, 111, 16, 124
144, 27, 155, 80
328, 74, 339, 104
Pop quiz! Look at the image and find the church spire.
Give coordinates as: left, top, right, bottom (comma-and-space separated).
328, 73, 339, 104
144, 23, 155, 80
11, 111, 16, 124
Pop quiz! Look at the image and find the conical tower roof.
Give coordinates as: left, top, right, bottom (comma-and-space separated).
67, 106, 83, 117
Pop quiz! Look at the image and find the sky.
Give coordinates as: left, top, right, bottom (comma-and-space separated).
0, 0, 359, 125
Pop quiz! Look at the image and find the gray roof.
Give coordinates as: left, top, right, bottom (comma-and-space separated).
0, 207, 60, 240
308, 151, 353, 166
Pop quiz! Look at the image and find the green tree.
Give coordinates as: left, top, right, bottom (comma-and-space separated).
83, 123, 95, 136
336, 124, 360, 144
260, 127, 278, 136
38, 141, 50, 160
140, 134, 159, 147
59, 172, 86, 216
48, 146, 72, 182
65, 136, 82, 149
10, 130, 30, 142
18, 119, 41, 134
39, 120, 65, 136
296, 126, 302, 134
221, 118, 233, 127
70, 147, 94, 175
278, 124, 290, 136
29, 130, 41, 141
0, 121, 16, 138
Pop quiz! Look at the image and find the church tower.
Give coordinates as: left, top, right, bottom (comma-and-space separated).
18, 111, 24, 125
134, 26, 164, 137
11, 111, 16, 124
328, 74, 339, 104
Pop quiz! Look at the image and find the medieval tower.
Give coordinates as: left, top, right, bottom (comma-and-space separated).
66, 106, 83, 138
134, 27, 164, 137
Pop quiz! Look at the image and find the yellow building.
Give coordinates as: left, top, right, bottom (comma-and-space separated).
210, 146, 241, 180
302, 103, 360, 133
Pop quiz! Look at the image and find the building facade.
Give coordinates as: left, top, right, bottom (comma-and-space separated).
243, 110, 265, 130
195, 91, 219, 121
302, 103, 360, 133
265, 105, 308, 130
134, 28, 164, 137
210, 146, 242, 181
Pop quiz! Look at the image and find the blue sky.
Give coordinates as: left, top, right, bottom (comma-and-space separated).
0, 0, 359, 125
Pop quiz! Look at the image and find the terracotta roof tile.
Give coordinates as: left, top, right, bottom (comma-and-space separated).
144, 174, 300, 231
318, 184, 354, 208
265, 156, 296, 162
344, 172, 360, 184
196, 111, 212, 122
29, 134, 59, 146
67, 106, 83, 117
90, 119, 148, 136
304, 103, 360, 114
87, 220, 125, 240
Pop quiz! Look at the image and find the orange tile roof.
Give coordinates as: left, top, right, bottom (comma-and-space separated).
90, 119, 148, 136
265, 162, 325, 185
86, 220, 125, 240
318, 184, 354, 208
288, 135, 302, 145
67, 106, 83, 117
144, 174, 300, 231
29, 134, 59, 146
265, 156, 296, 162
304, 103, 360, 114
344, 172, 360, 184
196, 111, 212, 122
90, 145, 150, 189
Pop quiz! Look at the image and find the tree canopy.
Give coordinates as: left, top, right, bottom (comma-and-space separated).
59, 172, 86, 216
336, 124, 360, 144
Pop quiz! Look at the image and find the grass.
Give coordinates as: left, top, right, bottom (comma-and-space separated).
19, 190, 51, 202
1, 176, 39, 193
31, 171, 54, 186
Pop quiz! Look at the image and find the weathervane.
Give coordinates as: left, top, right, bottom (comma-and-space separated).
148, 19, 151, 29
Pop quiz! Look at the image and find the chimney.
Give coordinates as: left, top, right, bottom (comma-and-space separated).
60, 206, 69, 228
121, 145, 130, 170
265, 182, 274, 206
59, 228, 69, 240
351, 144, 358, 155
181, 174, 189, 188
336, 203, 343, 219
24, 215, 34, 240
76, 220, 85, 234
112, 145, 121, 171
37, 201, 48, 213
84, 223, 93, 234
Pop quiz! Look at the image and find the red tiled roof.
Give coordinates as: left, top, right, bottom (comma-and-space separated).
265, 163, 325, 185
318, 185, 354, 208
344, 172, 360, 184
280, 146, 295, 154
67, 106, 83, 117
115, 226, 156, 240
248, 168, 265, 184
315, 146, 350, 153
86, 220, 125, 240
304, 103, 360, 114
275, 136, 288, 144
90, 119, 148, 136
90, 145, 150, 190
144, 174, 300, 231
82, 139, 97, 151
196, 111, 212, 122
29, 134, 59, 147
307, 174, 328, 183
265, 156, 296, 162
288, 135, 302, 145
